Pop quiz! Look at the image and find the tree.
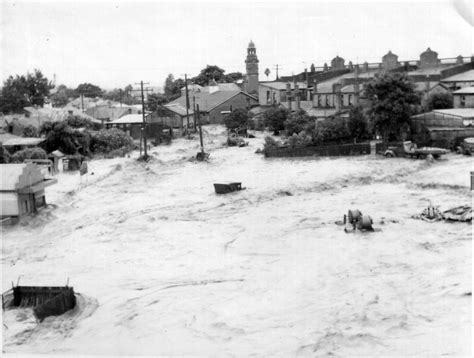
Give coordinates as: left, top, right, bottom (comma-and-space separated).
284, 110, 313, 136
224, 109, 249, 130
264, 68, 270, 80
22, 124, 39, 138
75, 83, 103, 98
0, 69, 53, 113
163, 74, 184, 101
263, 108, 289, 135
365, 72, 420, 143
311, 117, 351, 145
50, 84, 77, 107
424, 92, 453, 111
91, 128, 134, 153
11, 147, 47, 163
347, 105, 369, 142
42, 121, 91, 155
224, 72, 243, 82
147, 93, 169, 111
191, 65, 226, 86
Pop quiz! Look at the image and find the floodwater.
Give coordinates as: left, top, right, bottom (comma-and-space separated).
2, 126, 472, 356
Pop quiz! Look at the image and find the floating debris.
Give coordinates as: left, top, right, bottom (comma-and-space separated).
336, 209, 380, 233
442, 206, 472, 222
2, 283, 76, 322
214, 182, 244, 194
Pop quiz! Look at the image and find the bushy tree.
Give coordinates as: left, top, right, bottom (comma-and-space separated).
22, 124, 39, 137
91, 128, 134, 153
11, 147, 47, 163
263, 108, 290, 135
224, 72, 243, 82
224, 109, 249, 130
191, 65, 226, 86
347, 105, 369, 142
284, 110, 313, 136
287, 132, 312, 148
0, 69, 53, 113
311, 117, 351, 145
424, 92, 453, 111
365, 72, 420, 143
75, 83, 103, 98
42, 121, 91, 155
147, 93, 169, 111
65, 115, 101, 130
50, 84, 78, 107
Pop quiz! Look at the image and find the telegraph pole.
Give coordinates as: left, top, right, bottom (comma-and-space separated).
192, 95, 197, 132
183, 74, 191, 136
133, 81, 153, 158
196, 104, 204, 155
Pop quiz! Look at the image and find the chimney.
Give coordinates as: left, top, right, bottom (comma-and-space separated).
456, 55, 463, 65
286, 82, 292, 110
128, 108, 132, 114
363, 62, 369, 71
334, 83, 342, 112
295, 83, 300, 111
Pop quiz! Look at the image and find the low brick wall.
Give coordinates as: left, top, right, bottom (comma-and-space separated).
264, 143, 371, 158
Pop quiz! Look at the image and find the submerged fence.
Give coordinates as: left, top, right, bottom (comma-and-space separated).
264, 143, 371, 158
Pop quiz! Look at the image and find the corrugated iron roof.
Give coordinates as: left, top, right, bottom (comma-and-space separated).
442, 69, 474, 83
107, 114, 147, 124
433, 108, 474, 118
453, 86, 474, 94
163, 104, 194, 116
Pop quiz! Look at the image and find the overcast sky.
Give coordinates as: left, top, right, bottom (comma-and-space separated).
1, 0, 472, 90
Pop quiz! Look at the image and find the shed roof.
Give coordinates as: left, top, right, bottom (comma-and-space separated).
441, 69, 474, 83
169, 90, 255, 113
0, 133, 44, 146
163, 103, 194, 116
433, 108, 474, 118
453, 86, 474, 94
107, 114, 147, 124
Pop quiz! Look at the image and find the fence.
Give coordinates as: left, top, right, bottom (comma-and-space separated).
264, 143, 371, 158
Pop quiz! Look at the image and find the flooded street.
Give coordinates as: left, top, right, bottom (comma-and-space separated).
2, 127, 471, 356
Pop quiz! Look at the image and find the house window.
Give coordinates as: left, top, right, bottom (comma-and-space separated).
273, 93, 276, 104
325, 95, 329, 107
348, 94, 352, 105
266, 91, 270, 104
460, 95, 466, 107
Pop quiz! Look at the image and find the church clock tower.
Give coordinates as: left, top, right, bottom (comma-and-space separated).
245, 40, 259, 95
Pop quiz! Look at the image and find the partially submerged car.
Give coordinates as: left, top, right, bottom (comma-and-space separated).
383, 141, 448, 159
456, 137, 474, 155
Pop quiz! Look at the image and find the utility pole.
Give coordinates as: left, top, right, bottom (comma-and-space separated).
273, 64, 282, 80
133, 81, 153, 158
196, 104, 204, 155
192, 95, 197, 132
182, 74, 191, 136
81, 93, 84, 113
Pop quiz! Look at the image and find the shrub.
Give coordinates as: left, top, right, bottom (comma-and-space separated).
263, 108, 289, 134
423, 92, 453, 111
263, 135, 280, 151
284, 110, 314, 136
224, 109, 249, 130
287, 132, 312, 148
11, 147, 47, 163
311, 117, 351, 145
39, 121, 54, 136
91, 128, 134, 154
1, 147, 11, 163
42, 121, 91, 155
347, 105, 369, 142
22, 124, 39, 137
66, 115, 101, 130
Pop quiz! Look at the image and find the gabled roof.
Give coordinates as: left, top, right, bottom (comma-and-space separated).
163, 103, 194, 116
453, 86, 474, 94
85, 106, 134, 121
441, 70, 474, 83
107, 114, 147, 124
169, 89, 256, 113
0, 132, 45, 147
433, 108, 474, 118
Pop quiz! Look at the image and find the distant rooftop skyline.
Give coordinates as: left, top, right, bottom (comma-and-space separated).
2, 0, 472, 90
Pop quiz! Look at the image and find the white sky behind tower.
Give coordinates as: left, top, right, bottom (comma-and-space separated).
1, 0, 472, 89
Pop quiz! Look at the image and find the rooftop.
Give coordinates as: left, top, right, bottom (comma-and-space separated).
441, 69, 474, 83
433, 108, 474, 118
163, 103, 194, 116
0, 133, 45, 147
107, 114, 147, 124
452, 86, 474, 94
259, 82, 308, 90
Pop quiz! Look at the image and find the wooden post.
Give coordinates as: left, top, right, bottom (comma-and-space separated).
197, 104, 204, 154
